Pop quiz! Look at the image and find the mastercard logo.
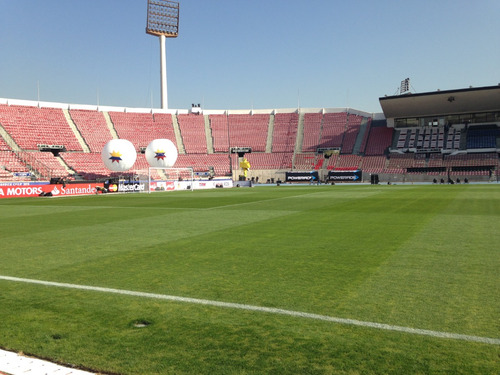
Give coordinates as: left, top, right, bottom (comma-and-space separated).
108, 184, 118, 192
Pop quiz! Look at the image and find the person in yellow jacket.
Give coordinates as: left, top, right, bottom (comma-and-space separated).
240, 158, 251, 178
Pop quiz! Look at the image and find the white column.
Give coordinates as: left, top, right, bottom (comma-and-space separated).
159, 35, 168, 109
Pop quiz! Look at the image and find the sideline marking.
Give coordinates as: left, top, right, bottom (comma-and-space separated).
1, 275, 499, 346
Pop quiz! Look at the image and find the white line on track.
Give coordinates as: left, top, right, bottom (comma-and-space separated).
1, 275, 499, 346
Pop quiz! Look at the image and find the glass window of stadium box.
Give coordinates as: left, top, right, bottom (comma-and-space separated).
396, 111, 499, 128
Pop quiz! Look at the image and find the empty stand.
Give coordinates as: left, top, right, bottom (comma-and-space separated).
336, 154, 362, 170
428, 153, 444, 168
360, 155, 386, 174
0, 135, 10, 151
341, 114, 363, 154
364, 126, 393, 155
109, 111, 177, 152
70, 109, 114, 153
272, 113, 299, 153
176, 154, 231, 176
301, 113, 322, 152
319, 112, 347, 149
28, 151, 70, 178
1, 99, 498, 184
466, 126, 499, 149
325, 154, 339, 170
176, 114, 207, 154
236, 152, 293, 170
294, 153, 317, 170
209, 114, 230, 153
0, 151, 30, 179
0, 104, 83, 151
387, 154, 416, 169
358, 118, 372, 154
61, 152, 109, 180
227, 114, 269, 152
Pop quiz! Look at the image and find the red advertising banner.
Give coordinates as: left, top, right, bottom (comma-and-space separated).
0, 183, 104, 199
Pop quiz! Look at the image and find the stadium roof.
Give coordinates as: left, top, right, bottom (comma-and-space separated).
379, 85, 500, 119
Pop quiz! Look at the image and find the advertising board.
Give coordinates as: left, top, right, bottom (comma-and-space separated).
0, 183, 104, 198
327, 170, 362, 182
285, 172, 320, 183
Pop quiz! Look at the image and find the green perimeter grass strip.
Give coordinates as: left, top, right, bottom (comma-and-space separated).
1, 275, 499, 346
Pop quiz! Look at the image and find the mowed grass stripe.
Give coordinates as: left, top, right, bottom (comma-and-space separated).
337, 212, 500, 337
1, 275, 499, 346
1, 185, 499, 374
0, 206, 295, 276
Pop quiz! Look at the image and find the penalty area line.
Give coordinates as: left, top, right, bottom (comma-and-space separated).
1, 275, 499, 346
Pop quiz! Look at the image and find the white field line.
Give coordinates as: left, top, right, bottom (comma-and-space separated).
1, 275, 499, 346
203, 191, 329, 210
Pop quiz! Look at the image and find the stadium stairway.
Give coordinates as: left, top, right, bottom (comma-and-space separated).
63, 109, 90, 152
295, 112, 305, 153
204, 114, 214, 154
0, 123, 21, 152
102, 111, 120, 140
352, 118, 370, 155
171, 114, 186, 154
265, 114, 274, 153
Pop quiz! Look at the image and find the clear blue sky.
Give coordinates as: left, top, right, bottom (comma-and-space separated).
1, 0, 499, 113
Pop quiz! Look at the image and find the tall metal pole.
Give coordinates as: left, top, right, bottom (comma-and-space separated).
159, 34, 168, 109
146, 0, 179, 110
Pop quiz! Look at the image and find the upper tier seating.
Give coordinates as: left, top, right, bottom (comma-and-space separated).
227, 114, 269, 152
69, 109, 113, 153
301, 113, 322, 152
176, 114, 207, 154
358, 118, 372, 154
466, 127, 499, 149
210, 113, 270, 153
396, 128, 409, 148
0, 104, 83, 151
108, 112, 177, 152
0, 136, 10, 151
364, 126, 394, 155
341, 114, 363, 154
272, 113, 299, 153
319, 112, 347, 149
209, 114, 230, 153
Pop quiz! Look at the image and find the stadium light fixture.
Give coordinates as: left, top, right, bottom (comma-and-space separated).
146, 0, 179, 37
146, 0, 180, 109
400, 78, 410, 94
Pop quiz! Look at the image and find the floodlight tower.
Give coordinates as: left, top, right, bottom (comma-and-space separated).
146, 0, 180, 109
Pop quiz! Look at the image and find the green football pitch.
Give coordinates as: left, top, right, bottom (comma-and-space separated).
0, 184, 498, 374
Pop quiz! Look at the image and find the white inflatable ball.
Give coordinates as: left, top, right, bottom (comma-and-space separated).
145, 139, 178, 168
101, 139, 137, 172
